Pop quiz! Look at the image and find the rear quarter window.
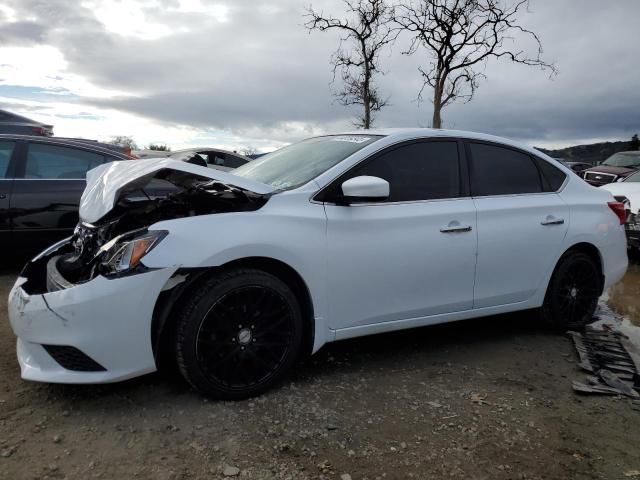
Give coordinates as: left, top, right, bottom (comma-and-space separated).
535, 158, 567, 191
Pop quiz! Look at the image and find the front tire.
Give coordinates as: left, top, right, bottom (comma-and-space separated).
541, 251, 601, 331
175, 268, 303, 399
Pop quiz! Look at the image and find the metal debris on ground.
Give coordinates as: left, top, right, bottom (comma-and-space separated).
569, 327, 640, 398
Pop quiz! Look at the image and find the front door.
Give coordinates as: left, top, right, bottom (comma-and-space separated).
323, 140, 478, 331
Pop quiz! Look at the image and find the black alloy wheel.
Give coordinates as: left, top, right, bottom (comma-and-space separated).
542, 251, 601, 331
175, 269, 303, 399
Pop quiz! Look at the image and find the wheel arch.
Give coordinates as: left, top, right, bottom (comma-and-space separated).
558, 242, 605, 294
151, 257, 316, 370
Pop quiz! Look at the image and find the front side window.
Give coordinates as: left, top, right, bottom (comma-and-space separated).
470, 143, 542, 196
232, 135, 382, 190
0, 141, 15, 178
25, 143, 105, 179
343, 141, 460, 202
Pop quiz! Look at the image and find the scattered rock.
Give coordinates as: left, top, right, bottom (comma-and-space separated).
223, 465, 240, 477
470, 393, 489, 405
0, 446, 16, 458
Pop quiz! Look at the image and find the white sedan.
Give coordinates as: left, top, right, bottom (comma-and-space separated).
8, 129, 628, 399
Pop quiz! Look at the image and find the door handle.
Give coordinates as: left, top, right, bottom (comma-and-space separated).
541, 217, 565, 226
440, 225, 472, 233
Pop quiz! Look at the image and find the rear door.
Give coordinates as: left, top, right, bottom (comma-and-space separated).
468, 141, 569, 308
10, 141, 111, 248
0, 140, 18, 246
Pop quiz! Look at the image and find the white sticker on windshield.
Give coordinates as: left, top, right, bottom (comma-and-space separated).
331, 136, 371, 144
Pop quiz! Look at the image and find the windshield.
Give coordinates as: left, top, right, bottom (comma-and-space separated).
602, 153, 640, 168
624, 170, 640, 182
232, 135, 382, 190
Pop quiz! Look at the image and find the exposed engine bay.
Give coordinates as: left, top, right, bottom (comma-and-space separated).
21, 168, 269, 294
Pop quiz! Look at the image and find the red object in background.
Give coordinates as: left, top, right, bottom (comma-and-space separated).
608, 201, 626, 225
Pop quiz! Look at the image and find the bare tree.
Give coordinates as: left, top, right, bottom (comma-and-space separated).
148, 143, 170, 151
395, 0, 556, 128
109, 135, 138, 150
305, 0, 396, 129
240, 146, 259, 157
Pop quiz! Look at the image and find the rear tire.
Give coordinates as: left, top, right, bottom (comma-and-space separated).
541, 251, 601, 331
175, 268, 303, 400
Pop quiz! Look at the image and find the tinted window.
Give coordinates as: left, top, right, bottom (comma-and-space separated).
469, 143, 542, 196
0, 141, 15, 178
26, 143, 105, 179
207, 152, 226, 167
224, 155, 248, 169
346, 141, 460, 202
535, 158, 567, 191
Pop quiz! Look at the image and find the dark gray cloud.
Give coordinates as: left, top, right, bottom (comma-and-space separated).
1, 0, 639, 146
0, 21, 46, 45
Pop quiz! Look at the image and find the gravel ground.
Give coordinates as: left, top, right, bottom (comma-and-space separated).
1, 259, 640, 480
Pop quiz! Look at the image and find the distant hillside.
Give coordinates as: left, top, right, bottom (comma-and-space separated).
538, 140, 636, 166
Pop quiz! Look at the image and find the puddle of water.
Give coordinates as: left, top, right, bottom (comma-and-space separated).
598, 260, 640, 361
607, 262, 640, 327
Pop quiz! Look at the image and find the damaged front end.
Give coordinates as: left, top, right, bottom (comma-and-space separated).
21, 164, 271, 295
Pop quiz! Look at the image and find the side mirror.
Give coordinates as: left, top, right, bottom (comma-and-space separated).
341, 176, 389, 202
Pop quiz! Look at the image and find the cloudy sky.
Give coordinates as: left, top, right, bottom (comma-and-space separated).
0, 0, 638, 152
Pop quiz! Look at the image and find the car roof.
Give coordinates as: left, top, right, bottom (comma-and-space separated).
332, 128, 545, 156
0, 134, 130, 159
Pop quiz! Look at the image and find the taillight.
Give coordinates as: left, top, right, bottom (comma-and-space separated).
608, 201, 626, 225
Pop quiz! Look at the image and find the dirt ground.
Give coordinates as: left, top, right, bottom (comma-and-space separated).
1, 257, 640, 480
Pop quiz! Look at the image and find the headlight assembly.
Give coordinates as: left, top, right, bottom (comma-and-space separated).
100, 230, 168, 275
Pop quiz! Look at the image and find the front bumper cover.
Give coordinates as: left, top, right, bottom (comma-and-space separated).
8, 251, 177, 384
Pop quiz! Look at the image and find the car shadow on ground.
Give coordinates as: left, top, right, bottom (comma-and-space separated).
1, 249, 599, 404
29, 308, 554, 405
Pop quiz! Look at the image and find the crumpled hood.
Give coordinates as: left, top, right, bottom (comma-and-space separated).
601, 182, 640, 213
80, 158, 275, 224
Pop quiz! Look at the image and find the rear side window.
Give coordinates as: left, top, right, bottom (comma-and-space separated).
0, 141, 15, 178
535, 158, 567, 191
25, 143, 105, 179
347, 141, 460, 202
469, 143, 542, 196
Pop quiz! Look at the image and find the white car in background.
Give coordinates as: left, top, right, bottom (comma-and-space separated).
8, 129, 628, 399
601, 170, 640, 250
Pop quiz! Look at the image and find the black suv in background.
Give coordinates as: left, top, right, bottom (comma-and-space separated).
0, 135, 131, 251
